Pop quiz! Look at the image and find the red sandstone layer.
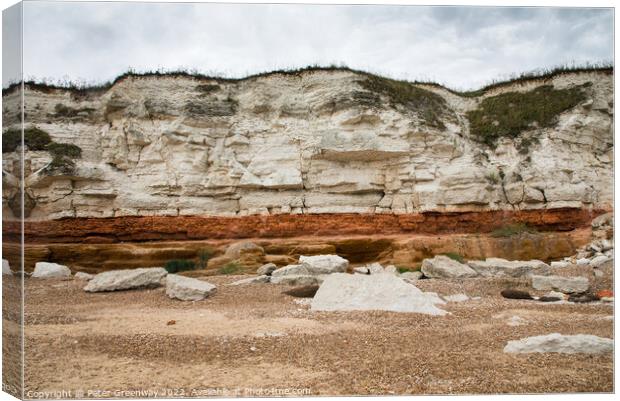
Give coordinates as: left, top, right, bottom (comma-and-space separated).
2, 208, 604, 243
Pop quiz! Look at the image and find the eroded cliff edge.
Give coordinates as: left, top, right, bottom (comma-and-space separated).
2, 68, 613, 239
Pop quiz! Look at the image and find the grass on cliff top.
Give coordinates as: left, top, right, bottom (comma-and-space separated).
467, 84, 588, 147
5, 62, 612, 99
491, 223, 538, 238
357, 75, 448, 128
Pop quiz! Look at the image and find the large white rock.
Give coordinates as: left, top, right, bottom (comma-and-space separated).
166, 274, 217, 301
299, 255, 349, 274
504, 333, 613, 354
2, 259, 12, 275
467, 258, 550, 278
531, 275, 589, 294
421, 255, 478, 279
311, 273, 447, 315
84, 267, 167, 292
32, 262, 71, 279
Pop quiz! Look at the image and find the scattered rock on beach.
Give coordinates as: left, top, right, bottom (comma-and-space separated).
421, 255, 478, 279
32, 262, 72, 279
283, 285, 320, 298
311, 273, 446, 315
531, 275, 589, 294
229, 275, 270, 285
500, 289, 533, 300
504, 333, 613, 354
2, 259, 12, 275
468, 258, 550, 278
299, 254, 348, 274
256, 263, 277, 276
74, 272, 95, 281
166, 274, 217, 301
84, 267, 167, 292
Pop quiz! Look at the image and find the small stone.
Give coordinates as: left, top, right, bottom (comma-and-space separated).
589, 255, 610, 268
444, 293, 469, 303
256, 263, 277, 276
2, 259, 12, 275
501, 289, 533, 300
74, 272, 95, 281
568, 293, 600, 303
504, 333, 613, 354
353, 266, 369, 275
229, 275, 270, 285
270, 275, 322, 286
576, 258, 590, 266
550, 261, 570, 269
167, 320, 176, 326
282, 285, 320, 298
507, 316, 526, 326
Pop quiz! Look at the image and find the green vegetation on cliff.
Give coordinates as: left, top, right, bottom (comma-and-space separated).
467, 84, 588, 147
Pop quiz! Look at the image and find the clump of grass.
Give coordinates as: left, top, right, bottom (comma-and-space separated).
219, 262, 242, 275
396, 266, 411, 274
164, 259, 196, 274
196, 248, 214, 270
442, 252, 465, 263
47, 142, 82, 158
54, 103, 95, 118
467, 84, 587, 148
491, 223, 538, 238
357, 75, 448, 129
2, 127, 52, 153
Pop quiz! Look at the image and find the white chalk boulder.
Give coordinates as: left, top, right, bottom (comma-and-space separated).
32, 262, 71, 279
504, 333, 613, 354
422, 255, 478, 279
531, 275, 589, 294
468, 258, 550, 278
2, 259, 12, 275
271, 264, 310, 277
311, 273, 446, 315
166, 274, 217, 301
299, 255, 349, 275
84, 267, 167, 292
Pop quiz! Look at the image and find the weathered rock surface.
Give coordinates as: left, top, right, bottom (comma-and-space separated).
531, 275, 589, 294
311, 273, 446, 315
421, 255, 478, 279
299, 255, 348, 274
400, 271, 423, 282
165, 274, 217, 301
229, 275, 270, 285
504, 333, 613, 354
84, 267, 167, 292
271, 264, 310, 277
32, 262, 71, 279
468, 258, 550, 278
2, 259, 12, 275
3, 69, 612, 222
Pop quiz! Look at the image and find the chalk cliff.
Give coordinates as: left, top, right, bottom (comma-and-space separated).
2, 68, 613, 221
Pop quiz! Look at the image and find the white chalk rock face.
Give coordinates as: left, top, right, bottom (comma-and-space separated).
311, 273, 446, 315
229, 275, 270, 285
84, 267, 167, 292
74, 272, 95, 281
2, 259, 12, 275
504, 333, 613, 354
299, 255, 349, 275
32, 262, 71, 279
421, 255, 478, 279
166, 274, 217, 301
467, 258, 550, 278
531, 275, 589, 294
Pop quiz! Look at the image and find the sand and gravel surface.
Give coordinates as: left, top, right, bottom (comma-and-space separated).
2, 266, 614, 397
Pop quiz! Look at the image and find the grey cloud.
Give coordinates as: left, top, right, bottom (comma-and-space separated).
13, 2, 614, 90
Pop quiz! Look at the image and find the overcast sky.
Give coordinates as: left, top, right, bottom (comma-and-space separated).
5, 2, 615, 90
